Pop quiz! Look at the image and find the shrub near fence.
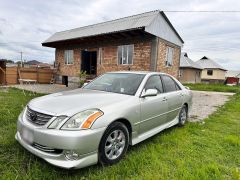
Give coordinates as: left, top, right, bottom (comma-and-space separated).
5, 67, 54, 85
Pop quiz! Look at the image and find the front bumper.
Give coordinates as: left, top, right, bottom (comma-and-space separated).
16, 115, 106, 169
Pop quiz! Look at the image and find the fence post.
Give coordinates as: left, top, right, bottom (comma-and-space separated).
37, 67, 39, 83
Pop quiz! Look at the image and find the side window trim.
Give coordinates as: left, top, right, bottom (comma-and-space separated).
160, 75, 167, 93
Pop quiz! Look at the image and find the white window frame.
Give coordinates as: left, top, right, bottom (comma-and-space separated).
64, 50, 74, 65
117, 45, 134, 65
165, 46, 174, 67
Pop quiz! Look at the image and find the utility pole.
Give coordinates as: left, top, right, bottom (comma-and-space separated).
20, 51, 23, 67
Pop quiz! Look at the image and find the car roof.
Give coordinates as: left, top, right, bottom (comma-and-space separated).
106, 71, 167, 75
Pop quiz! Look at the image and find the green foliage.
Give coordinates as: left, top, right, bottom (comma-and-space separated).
184, 83, 240, 93
79, 71, 87, 87
0, 88, 239, 179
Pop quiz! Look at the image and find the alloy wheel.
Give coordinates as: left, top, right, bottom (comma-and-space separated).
104, 130, 126, 160
180, 107, 187, 124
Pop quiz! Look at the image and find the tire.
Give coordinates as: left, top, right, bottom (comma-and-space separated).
99, 122, 129, 165
178, 105, 188, 127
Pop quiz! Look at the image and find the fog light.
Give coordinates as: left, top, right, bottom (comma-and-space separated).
64, 150, 80, 161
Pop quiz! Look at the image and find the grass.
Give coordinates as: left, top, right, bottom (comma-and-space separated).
0, 86, 240, 179
184, 83, 240, 93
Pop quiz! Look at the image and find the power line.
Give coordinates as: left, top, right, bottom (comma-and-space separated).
165, 10, 240, 12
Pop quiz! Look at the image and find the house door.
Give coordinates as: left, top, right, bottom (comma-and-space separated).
81, 51, 97, 75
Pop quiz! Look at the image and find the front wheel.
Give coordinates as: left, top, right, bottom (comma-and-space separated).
178, 105, 188, 126
99, 122, 129, 165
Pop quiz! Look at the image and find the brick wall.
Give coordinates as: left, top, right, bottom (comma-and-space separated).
97, 41, 151, 75
156, 39, 181, 78
55, 40, 152, 80
55, 36, 181, 84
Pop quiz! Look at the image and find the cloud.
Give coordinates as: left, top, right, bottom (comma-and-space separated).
0, 0, 239, 70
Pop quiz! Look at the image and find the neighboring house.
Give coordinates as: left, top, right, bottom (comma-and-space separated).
42, 10, 184, 86
225, 70, 240, 85
179, 52, 202, 83
25, 60, 41, 66
196, 56, 227, 83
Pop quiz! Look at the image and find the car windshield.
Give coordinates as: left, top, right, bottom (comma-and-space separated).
83, 73, 146, 95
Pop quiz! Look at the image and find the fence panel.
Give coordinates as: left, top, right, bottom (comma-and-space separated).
5, 67, 54, 85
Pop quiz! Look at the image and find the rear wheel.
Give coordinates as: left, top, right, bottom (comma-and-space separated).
178, 105, 188, 126
99, 122, 129, 165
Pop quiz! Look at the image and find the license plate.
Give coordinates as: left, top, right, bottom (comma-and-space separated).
21, 127, 34, 145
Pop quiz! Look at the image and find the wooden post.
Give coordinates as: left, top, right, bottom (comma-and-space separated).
37, 67, 39, 83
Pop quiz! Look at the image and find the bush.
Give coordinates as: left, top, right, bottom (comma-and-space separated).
79, 71, 87, 87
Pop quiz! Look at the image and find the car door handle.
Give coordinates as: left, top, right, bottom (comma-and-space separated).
162, 97, 167, 101
179, 93, 184, 97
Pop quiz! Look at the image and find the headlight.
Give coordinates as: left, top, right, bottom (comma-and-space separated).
48, 116, 68, 129
61, 109, 103, 130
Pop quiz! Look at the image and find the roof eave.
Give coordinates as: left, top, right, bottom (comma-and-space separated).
42, 27, 145, 47
180, 66, 203, 70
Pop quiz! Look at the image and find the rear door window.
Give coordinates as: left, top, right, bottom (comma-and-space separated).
161, 75, 181, 92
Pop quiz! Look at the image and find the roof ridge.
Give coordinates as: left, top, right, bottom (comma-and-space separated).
55, 10, 160, 34
197, 56, 226, 70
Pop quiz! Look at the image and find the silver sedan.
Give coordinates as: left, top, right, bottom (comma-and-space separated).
16, 71, 192, 169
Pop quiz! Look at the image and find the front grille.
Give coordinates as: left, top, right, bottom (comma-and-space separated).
26, 107, 53, 126
32, 143, 63, 154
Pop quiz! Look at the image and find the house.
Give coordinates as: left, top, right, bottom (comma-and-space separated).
196, 56, 227, 83
42, 10, 184, 86
25, 60, 41, 66
179, 52, 202, 83
25, 60, 53, 68
225, 70, 240, 85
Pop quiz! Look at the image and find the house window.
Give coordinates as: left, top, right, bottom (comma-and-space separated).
64, 50, 74, 65
118, 45, 134, 65
207, 70, 213, 76
165, 46, 174, 67
179, 70, 183, 77
98, 48, 103, 64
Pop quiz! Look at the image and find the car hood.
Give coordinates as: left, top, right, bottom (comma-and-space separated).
28, 89, 131, 116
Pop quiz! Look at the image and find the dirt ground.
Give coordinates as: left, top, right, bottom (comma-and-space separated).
10, 84, 77, 94
189, 90, 235, 121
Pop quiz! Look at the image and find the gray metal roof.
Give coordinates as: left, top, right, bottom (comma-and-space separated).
180, 53, 203, 70
196, 56, 227, 71
225, 70, 240, 78
43, 10, 184, 46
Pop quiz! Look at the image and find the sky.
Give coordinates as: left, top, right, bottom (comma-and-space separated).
0, 0, 239, 70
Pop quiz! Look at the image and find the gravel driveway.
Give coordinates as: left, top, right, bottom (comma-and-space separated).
10, 84, 77, 94
189, 91, 235, 122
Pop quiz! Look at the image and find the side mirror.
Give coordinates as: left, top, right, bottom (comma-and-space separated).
184, 86, 190, 90
141, 89, 158, 98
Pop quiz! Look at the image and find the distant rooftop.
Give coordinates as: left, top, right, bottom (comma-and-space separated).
180, 53, 203, 70
225, 70, 240, 78
196, 56, 227, 71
